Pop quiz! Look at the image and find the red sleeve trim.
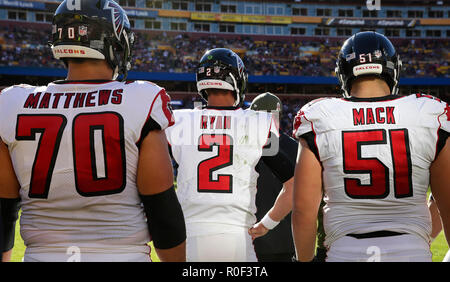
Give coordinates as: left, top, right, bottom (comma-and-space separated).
435, 106, 448, 160
304, 115, 320, 162
148, 89, 175, 128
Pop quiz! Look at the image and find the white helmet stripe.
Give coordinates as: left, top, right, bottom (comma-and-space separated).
197, 79, 234, 92
52, 45, 105, 60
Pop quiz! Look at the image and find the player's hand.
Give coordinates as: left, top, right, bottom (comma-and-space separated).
248, 222, 269, 240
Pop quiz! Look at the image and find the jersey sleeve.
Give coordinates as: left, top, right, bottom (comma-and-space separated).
292, 99, 327, 160
135, 85, 175, 148
438, 101, 450, 152
0, 86, 29, 144
415, 94, 449, 132
292, 99, 322, 140
439, 102, 450, 134
415, 94, 450, 155
148, 88, 175, 130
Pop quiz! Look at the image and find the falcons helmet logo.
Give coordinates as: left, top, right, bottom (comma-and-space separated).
104, 0, 126, 40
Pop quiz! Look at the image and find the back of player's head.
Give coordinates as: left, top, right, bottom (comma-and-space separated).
335, 31, 402, 97
250, 92, 283, 119
196, 48, 248, 107
49, 0, 135, 81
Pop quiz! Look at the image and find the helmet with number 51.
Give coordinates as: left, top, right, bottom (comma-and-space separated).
335, 31, 402, 98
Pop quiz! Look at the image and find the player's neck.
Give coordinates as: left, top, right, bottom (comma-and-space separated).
207, 93, 236, 107
350, 77, 391, 98
66, 60, 114, 81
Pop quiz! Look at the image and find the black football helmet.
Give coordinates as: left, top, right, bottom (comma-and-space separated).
49, 0, 135, 81
335, 31, 402, 97
196, 48, 248, 107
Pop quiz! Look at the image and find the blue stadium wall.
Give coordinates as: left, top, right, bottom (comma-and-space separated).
1, 66, 449, 86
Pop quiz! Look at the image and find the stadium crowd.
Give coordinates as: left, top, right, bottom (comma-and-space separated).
1, 23, 449, 78
2, 23, 448, 136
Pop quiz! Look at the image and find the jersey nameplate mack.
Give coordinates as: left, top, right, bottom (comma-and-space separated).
352, 107, 396, 126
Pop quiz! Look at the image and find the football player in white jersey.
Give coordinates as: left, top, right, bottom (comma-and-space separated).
0, 0, 186, 262
165, 48, 295, 261
292, 32, 450, 262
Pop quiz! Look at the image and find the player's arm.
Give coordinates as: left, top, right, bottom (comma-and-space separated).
430, 138, 450, 246
0, 138, 21, 262
137, 129, 186, 262
249, 133, 297, 239
428, 194, 443, 241
292, 138, 323, 262
266, 177, 294, 224
249, 177, 294, 239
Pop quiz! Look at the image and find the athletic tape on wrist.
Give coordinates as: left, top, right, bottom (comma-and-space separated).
261, 213, 279, 230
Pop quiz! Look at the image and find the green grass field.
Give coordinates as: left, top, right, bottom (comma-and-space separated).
9, 213, 448, 262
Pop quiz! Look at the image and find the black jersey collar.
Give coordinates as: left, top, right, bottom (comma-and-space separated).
344, 95, 403, 102
52, 79, 115, 85
204, 105, 240, 110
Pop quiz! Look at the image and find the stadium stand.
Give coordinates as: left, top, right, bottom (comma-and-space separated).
0, 23, 448, 78
0, 0, 449, 135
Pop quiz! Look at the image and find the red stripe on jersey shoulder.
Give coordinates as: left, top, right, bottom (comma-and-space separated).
149, 89, 175, 127
304, 115, 320, 162
135, 89, 172, 147
446, 104, 450, 121
435, 103, 449, 160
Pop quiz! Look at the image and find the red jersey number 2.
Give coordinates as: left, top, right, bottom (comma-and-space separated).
197, 134, 233, 193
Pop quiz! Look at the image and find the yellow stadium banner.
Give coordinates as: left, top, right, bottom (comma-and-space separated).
220, 14, 242, 22
190, 12, 217, 21
242, 15, 266, 23
242, 15, 292, 24
158, 9, 190, 18
420, 18, 450, 25
292, 16, 323, 24
269, 16, 292, 24
191, 12, 292, 24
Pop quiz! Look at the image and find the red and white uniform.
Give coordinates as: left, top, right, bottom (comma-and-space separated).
0, 80, 174, 262
293, 94, 449, 262
166, 107, 278, 261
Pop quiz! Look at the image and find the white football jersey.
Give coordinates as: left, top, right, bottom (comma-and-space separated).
0, 80, 174, 256
166, 107, 278, 236
293, 94, 450, 247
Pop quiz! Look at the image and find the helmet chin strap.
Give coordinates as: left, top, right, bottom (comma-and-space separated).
109, 45, 127, 81
229, 73, 240, 107
336, 66, 351, 98
112, 66, 119, 80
